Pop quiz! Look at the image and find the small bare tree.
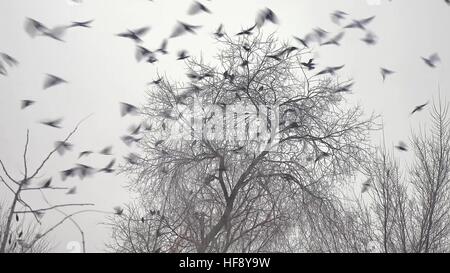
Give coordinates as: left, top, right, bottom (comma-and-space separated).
0, 120, 94, 253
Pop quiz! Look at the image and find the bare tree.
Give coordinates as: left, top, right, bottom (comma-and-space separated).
0, 120, 95, 253
317, 97, 450, 253
108, 33, 375, 253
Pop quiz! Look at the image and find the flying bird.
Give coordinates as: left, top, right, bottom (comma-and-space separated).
0, 53, 19, 67
315, 65, 345, 76
214, 24, 224, 38
236, 24, 257, 36
43, 74, 67, 89
361, 31, 378, 45
69, 20, 94, 28
99, 146, 113, 155
411, 102, 428, 115
422, 53, 440, 68
395, 141, 408, 152
331, 10, 348, 25
256, 8, 279, 27
99, 159, 116, 173
188, 1, 211, 15
344, 16, 376, 30
40, 118, 63, 129
113, 206, 124, 216
120, 102, 139, 117
177, 50, 190, 60
55, 141, 73, 156
170, 22, 201, 38
361, 178, 372, 193
78, 150, 93, 158
321, 32, 345, 46
117, 26, 150, 43
301, 59, 316, 70
380, 68, 395, 82
156, 39, 168, 55
21, 100, 35, 109
135, 45, 152, 62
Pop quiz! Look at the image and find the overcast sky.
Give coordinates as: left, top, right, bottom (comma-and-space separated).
1, 0, 449, 252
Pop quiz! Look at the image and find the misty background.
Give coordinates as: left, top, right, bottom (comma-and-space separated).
0, 0, 449, 252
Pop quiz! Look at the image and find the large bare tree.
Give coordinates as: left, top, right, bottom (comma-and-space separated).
107, 33, 375, 253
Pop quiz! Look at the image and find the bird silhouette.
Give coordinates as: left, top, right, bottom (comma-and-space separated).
43, 74, 67, 89
422, 53, 440, 68
411, 102, 428, 115
361, 178, 372, 193
301, 59, 317, 70
256, 8, 279, 27
236, 24, 257, 36
117, 26, 150, 43
177, 50, 190, 60
380, 68, 395, 82
69, 20, 94, 28
331, 10, 348, 25
316, 65, 345, 76
395, 141, 408, 152
344, 16, 375, 30
99, 159, 116, 173
188, 1, 211, 15
55, 141, 73, 156
214, 24, 225, 38
170, 22, 201, 38
120, 102, 139, 117
40, 118, 63, 129
321, 32, 345, 46
20, 100, 35, 109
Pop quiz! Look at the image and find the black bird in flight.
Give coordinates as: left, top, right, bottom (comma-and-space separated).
380, 68, 395, 82
331, 10, 348, 25
344, 16, 375, 30
117, 26, 150, 43
188, 1, 211, 15
422, 53, 440, 68
135, 45, 153, 62
120, 102, 139, 117
41, 178, 52, 189
69, 20, 94, 28
170, 22, 202, 38
316, 65, 345, 76
121, 135, 142, 146
361, 31, 377, 45
156, 39, 168, 55
66, 186, 77, 195
411, 102, 429, 115
177, 50, 190, 60
293, 34, 314, 48
395, 141, 408, 152
256, 8, 279, 27
55, 141, 73, 156
214, 24, 224, 38
0, 53, 19, 76
113, 206, 124, 216
24, 18, 67, 41
321, 32, 345, 46
301, 59, 316, 70
79, 150, 93, 158
21, 100, 35, 109
40, 118, 63, 129
99, 146, 113, 155
99, 159, 116, 173
236, 24, 257, 36
43, 74, 67, 89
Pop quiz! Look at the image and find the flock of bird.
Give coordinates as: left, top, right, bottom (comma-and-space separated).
1, 0, 448, 204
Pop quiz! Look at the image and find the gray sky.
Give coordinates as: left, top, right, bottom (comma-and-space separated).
0, 0, 449, 252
